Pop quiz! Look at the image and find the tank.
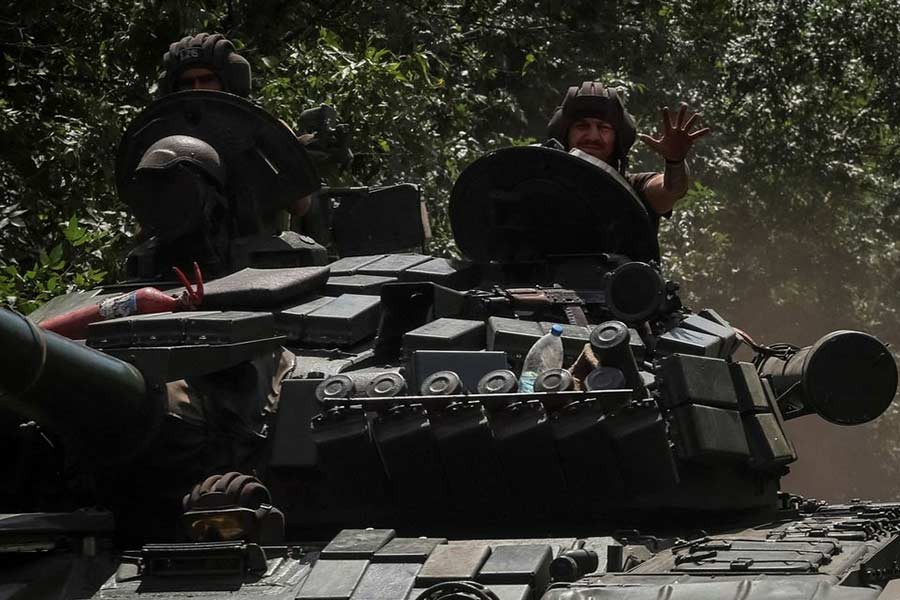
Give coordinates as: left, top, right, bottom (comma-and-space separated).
1, 92, 899, 600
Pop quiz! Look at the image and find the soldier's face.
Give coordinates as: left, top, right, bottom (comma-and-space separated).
567, 117, 616, 162
176, 67, 223, 91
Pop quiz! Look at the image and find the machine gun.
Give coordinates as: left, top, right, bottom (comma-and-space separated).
466, 286, 590, 326
463, 259, 681, 328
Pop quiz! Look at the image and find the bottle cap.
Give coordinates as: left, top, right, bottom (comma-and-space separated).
550, 324, 564, 336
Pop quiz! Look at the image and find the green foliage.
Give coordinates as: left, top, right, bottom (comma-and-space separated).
0, 214, 119, 313
2, 0, 899, 493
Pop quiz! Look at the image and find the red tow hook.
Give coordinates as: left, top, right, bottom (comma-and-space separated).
172, 262, 204, 309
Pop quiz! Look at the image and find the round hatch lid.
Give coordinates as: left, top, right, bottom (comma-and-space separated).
450, 146, 659, 264
116, 91, 320, 230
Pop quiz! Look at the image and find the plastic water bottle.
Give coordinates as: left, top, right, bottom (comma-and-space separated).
518, 324, 564, 392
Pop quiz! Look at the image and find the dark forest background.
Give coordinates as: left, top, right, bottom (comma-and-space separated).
2, 0, 899, 500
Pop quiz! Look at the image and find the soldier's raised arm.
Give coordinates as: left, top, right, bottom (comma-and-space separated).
637, 103, 710, 215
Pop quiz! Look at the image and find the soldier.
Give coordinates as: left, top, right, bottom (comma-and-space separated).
157, 33, 251, 96
156, 33, 312, 218
548, 81, 709, 233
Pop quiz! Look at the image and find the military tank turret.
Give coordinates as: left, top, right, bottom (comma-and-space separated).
1, 92, 898, 600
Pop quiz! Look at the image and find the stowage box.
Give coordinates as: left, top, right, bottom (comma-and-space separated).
277, 294, 381, 347
403, 318, 486, 352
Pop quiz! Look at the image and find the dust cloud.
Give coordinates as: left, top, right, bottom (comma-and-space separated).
686, 287, 900, 503
782, 417, 894, 503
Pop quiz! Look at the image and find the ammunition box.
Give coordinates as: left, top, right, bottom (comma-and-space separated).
487, 318, 597, 364
487, 317, 545, 359
183, 310, 276, 344
357, 253, 432, 276
403, 318, 486, 352
88, 310, 275, 348
201, 266, 329, 310
276, 296, 335, 340
328, 254, 387, 275
88, 310, 218, 349
410, 350, 508, 394
656, 326, 722, 357
326, 274, 396, 295
304, 294, 381, 347
279, 294, 380, 347
400, 257, 478, 289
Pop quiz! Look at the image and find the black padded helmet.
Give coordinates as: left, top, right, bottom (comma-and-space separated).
135, 135, 226, 188
130, 135, 227, 241
547, 81, 637, 171
158, 33, 251, 97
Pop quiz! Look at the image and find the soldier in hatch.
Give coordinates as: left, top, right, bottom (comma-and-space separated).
157, 33, 251, 96
156, 33, 313, 219
547, 81, 709, 235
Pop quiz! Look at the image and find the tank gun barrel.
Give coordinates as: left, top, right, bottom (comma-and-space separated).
759, 330, 898, 425
0, 308, 161, 460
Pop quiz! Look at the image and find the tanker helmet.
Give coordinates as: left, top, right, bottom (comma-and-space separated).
158, 33, 251, 97
547, 81, 637, 170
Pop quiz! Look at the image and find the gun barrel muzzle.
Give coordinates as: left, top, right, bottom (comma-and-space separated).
0, 308, 154, 457
760, 330, 898, 425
